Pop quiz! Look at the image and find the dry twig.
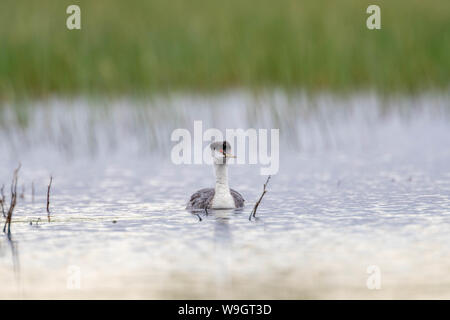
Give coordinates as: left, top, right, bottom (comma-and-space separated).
47, 176, 53, 222
249, 175, 271, 221
3, 164, 21, 234
0, 184, 5, 218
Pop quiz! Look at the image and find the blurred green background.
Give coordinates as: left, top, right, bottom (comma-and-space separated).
0, 0, 448, 100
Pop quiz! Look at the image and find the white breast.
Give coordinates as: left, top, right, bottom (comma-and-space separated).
212, 163, 235, 209
211, 188, 235, 209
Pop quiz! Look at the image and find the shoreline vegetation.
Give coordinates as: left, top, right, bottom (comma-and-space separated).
0, 0, 449, 101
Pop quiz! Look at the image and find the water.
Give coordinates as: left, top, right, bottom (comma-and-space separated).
0, 91, 449, 298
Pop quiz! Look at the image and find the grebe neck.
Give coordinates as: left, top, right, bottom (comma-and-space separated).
212, 163, 234, 209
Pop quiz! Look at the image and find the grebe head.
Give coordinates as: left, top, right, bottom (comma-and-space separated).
210, 141, 235, 165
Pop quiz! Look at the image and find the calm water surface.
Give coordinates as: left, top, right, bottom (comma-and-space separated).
0, 92, 449, 298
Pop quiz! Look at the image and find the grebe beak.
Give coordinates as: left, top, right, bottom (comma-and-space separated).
224, 152, 236, 158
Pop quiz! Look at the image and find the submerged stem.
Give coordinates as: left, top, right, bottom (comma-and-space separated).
47, 176, 53, 222
249, 175, 271, 221
3, 163, 21, 234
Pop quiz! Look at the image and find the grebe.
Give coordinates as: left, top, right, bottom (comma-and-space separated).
186, 141, 244, 211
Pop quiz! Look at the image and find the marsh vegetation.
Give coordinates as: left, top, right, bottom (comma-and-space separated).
0, 0, 449, 100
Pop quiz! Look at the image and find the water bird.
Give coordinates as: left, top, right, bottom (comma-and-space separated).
186, 141, 244, 211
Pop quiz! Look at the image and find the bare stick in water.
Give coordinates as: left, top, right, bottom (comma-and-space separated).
0, 184, 5, 218
3, 164, 21, 234
249, 175, 271, 221
47, 176, 53, 222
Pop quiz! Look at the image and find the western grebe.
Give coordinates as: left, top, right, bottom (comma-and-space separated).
186, 141, 244, 211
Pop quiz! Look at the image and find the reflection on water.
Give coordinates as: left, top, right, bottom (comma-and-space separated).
213, 211, 233, 297
0, 91, 449, 298
6, 234, 20, 284
0, 233, 21, 296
